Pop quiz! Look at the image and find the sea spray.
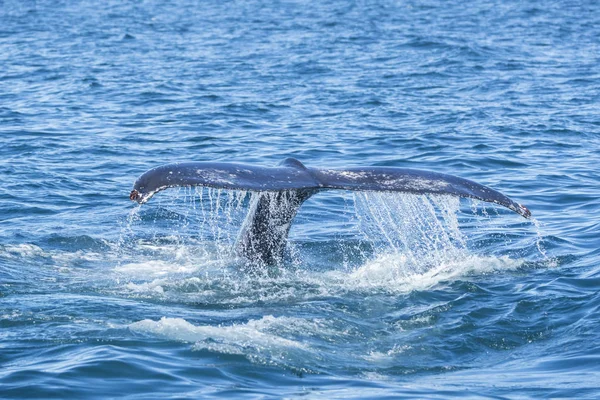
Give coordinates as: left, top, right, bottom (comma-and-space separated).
114, 187, 538, 301
352, 193, 468, 279
114, 188, 253, 285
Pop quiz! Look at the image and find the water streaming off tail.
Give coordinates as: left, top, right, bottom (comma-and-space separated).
345, 192, 472, 281
117, 186, 533, 291
109, 188, 543, 318
118, 188, 316, 273
354, 192, 465, 262
117, 187, 254, 275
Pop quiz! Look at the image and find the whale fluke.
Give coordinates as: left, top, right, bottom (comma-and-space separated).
130, 158, 531, 264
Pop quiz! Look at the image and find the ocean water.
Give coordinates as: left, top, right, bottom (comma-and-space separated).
1, 0, 599, 398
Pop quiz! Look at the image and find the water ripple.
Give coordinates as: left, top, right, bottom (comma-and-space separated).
1, 0, 600, 398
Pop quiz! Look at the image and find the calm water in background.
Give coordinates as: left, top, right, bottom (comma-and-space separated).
1, 0, 600, 398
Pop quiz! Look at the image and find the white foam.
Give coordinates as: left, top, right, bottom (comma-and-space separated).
129, 316, 311, 364
117, 251, 523, 304
50, 251, 104, 263
115, 260, 201, 277
1, 244, 105, 267
364, 344, 412, 362
2, 244, 45, 258
125, 279, 166, 294
345, 252, 523, 293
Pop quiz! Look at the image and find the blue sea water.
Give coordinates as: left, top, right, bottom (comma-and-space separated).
1, 0, 600, 398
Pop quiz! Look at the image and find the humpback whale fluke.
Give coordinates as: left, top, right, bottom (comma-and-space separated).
130, 158, 531, 264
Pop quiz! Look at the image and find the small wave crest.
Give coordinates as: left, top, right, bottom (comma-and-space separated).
1, 243, 46, 258
345, 253, 523, 292
129, 316, 315, 368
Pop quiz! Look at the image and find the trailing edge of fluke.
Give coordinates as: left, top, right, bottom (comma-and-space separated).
129, 158, 531, 264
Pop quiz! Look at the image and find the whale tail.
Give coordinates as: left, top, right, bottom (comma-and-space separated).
236, 188, 315, 265
130, 158, 530, 264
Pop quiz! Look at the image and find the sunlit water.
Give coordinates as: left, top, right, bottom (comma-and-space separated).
1, 0, 600, 398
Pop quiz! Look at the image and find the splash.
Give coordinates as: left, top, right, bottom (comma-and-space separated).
117, 187, 251, 266
531, 217, 549, 261
115, 187, 537, 299
344, 253, 523, 292
351, 192, 469, 276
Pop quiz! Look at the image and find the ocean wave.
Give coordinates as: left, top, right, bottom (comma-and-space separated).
129, 316, 314, 369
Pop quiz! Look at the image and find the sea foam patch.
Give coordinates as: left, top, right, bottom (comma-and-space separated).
345, 253, 524, 293
1, 244, 46, 258
129, 316, 313, 367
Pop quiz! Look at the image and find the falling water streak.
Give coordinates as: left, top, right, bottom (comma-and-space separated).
215, 189, 224, 244
420, 195, 465, 261
238, 191, 261, 253
207, 186, 216, 246
198, 186, 208, 244
353, 192, 468, 277
531, 217, 549, 261
114, 205, 143, 267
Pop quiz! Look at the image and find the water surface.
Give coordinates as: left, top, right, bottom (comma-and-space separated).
1, 0, 600, 398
